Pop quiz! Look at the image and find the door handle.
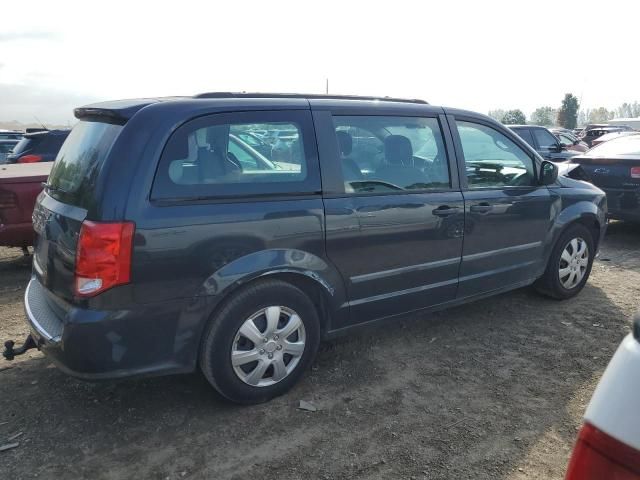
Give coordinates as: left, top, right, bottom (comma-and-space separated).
432, 205, 460, 217
470, 203, 493, 214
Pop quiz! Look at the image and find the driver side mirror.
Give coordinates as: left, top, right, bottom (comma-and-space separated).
540, 160, 559, 185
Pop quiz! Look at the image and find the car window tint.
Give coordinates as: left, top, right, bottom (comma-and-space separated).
513, 128, 535, 147
332, 116, 450, 193
532, 129, 558, 149
456, 121, 535, 188
557, 133, 573, 146
152, 111, 320, 200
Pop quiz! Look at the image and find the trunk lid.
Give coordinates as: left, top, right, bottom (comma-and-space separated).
33, 121, 123, 301
572, 156, 640, 189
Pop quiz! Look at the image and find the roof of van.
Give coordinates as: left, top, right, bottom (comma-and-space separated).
74, 93, 431, 123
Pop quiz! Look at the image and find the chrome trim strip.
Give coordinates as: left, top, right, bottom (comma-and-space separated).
351, 257, 460, 284
462, 241, 542, 262
24, 280, 61, 343
349, 278, 458, 307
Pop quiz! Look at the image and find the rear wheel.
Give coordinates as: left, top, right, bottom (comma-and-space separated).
535, 224, 595, 299
199, 279, 320, 404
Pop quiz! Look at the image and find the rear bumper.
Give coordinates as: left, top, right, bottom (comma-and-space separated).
602, 188, 640, 222
584, 328, 640, 451
0, 222, 35, 247
24, 277, 197, 380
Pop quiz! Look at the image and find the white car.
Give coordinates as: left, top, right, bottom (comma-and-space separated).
566, 315, 640, 478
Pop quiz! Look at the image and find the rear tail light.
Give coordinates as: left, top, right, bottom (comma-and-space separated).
631, 167, 640, 179
0, 189, 18, 209
75, 221, 135, 297
566, 423, 640, 479
17, 154, 43, 163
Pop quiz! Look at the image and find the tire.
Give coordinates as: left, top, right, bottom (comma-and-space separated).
199, 279, 320, 404
535, 223, 595, 300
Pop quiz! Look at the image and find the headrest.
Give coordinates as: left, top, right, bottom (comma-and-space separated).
336, 130, 353, 156
384, 135, 413, 165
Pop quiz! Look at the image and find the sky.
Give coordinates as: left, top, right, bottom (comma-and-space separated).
1, 0, 639, 125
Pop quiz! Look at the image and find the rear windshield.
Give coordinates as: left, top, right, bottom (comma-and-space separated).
47, 121, 122, 208
11, 136, 40, 155
588, 135, 640, 156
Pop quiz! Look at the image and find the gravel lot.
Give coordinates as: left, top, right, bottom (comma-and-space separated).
1, 221, 639, 480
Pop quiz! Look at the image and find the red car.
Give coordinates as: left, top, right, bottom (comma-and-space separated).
0, 162, 52, 251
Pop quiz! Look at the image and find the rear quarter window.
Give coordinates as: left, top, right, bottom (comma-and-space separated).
47, 121, 123, 208
151, 110, 320, 200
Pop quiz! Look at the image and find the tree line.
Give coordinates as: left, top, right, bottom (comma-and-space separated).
488, 94, 640, 128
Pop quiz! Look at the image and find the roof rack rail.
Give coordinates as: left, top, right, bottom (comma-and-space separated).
193, 92, 428, 104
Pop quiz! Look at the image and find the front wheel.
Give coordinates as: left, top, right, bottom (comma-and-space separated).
535, 224, 595, 300
199, 279, 320, 404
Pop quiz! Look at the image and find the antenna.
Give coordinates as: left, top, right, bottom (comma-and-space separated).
326, 78, 329, 95
33, 115, 48, 131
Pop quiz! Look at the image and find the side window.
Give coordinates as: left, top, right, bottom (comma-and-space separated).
532, 129, 559, 150
151, 111, 319, 200
456, 121, 535, 188
332, 116, 450, 193
513, 128, 535, 147
558, 133, 573, 147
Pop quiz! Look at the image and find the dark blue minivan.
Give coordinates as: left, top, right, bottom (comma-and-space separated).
4, 93, 607, 403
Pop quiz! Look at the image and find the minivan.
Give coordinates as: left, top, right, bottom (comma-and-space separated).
4, 93, 607, 404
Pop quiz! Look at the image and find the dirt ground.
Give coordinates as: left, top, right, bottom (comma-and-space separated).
1, 222, 639, 480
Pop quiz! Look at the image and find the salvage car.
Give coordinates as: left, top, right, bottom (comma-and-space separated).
0, 139, 19, 164
509, 125, 580, 161
0, 162, 52, 251
565, 314, 640, 479
571, 134, 640, 222
6, 129, 69, 164
590, 130, 639, 148
550, 129, 589, 153
2, 93, 607, 404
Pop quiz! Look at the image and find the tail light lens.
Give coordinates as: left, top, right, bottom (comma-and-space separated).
0, 189, 18, 209
17, 154, 43, 163
75, 221, 135, 297
566, 423, 640, 479
631, 167, 640, 179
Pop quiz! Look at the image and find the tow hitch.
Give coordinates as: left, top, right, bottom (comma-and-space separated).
2, 335, 37, 361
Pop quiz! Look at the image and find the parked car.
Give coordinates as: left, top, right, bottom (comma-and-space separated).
0, 162, 52, 251
5, 129, 69, 164
509, 125, 580, 161
231, 130, 273, 158
581, 127, 627, 148
0, 139, 19, 164
590, 130, 639, 148
579, 124, 633, 136
0, 130, 23, 141
565, 314, 640, 479
550, 129, 589, 153
571, 135, 640, 222
2, 93, 606, 404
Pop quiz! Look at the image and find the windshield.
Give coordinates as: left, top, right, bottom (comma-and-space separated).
47, 121, 123, 208
588, 134, 640, 156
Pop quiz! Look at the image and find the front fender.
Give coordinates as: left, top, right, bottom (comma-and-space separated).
544, 190, 607, 266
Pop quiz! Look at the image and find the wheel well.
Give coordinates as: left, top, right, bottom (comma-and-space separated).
208, 273, 331, 335
264, 273, 331, 333
572, 216, 601, 249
